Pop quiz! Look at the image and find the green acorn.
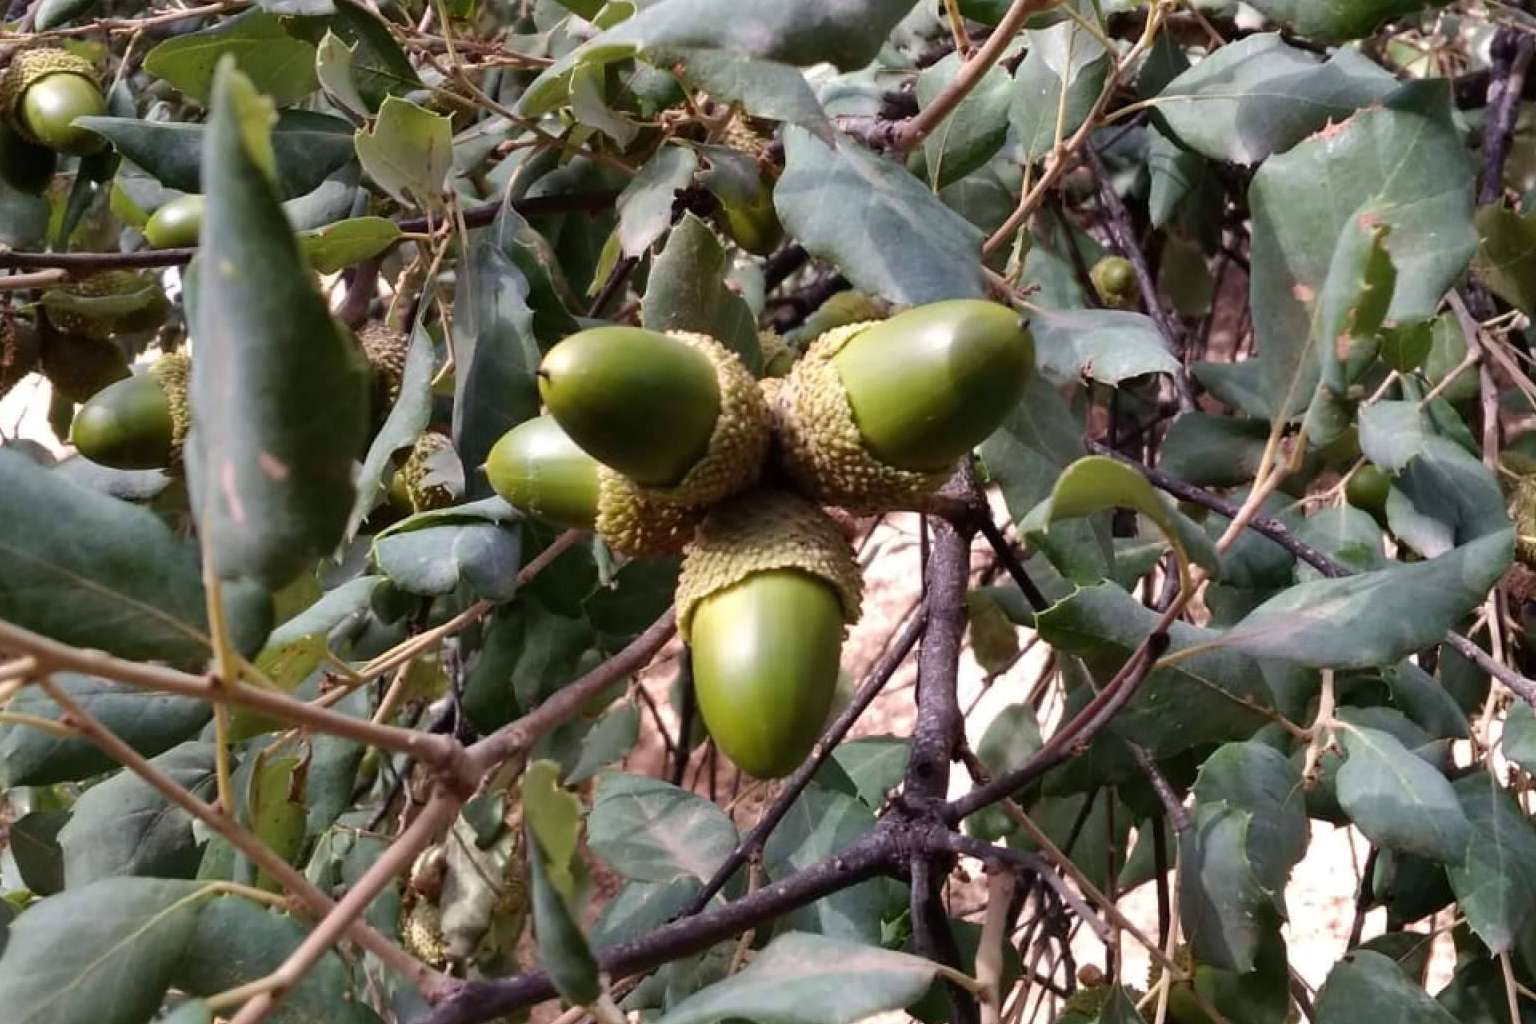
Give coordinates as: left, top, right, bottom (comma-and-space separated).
70, 352, 190, 469
0, 119, 55, 194
1, 316, 39, 400
392, 432, 460, 513
676, 490, 863, 779
786, 290, 889, 347
1345, 461, 1392, 518
40, 270, 170, 341
485, 414, 702, 557
538, 326, 770, 508
0, 48, 106, 156
772, 299, 1034, 511
143, 194, 204, 249
1090, 255, 1138, 308
38, 327, 129, 403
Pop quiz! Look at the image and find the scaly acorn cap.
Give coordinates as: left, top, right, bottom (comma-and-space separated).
152, 351, 191, 468
758, 329, 796, 378
358, 319, 409, 410
0, 316, 39, 400
0, 48, 98, 125
39, 328, 128, 402
595, 466, 703, 558
675, 489, 862, 643
41, 270, 169, 341
772, 321, 949, 512
399, 432, 458, 512
786, 290, 889, 346
1514, 474, 1536, 568
400, 899, 448, 969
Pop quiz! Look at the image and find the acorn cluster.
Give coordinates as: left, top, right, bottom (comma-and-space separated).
486, 299, 1034, 779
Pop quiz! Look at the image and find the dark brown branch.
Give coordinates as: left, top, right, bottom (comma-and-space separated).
670, 651, 695, 788
424, 831, 897, 1024
0, 191, 619, 273
974, 515, 1049, 613
587, 254, 639, 319
685, 604, 929, 913
1128, 741, 1190, 832
1479, 27, 1536, 206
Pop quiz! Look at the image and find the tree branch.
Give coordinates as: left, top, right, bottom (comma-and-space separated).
1479, 26, 1536, 206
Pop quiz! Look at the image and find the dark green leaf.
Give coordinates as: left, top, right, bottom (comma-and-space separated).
1245, 0, 1445, 42
1178, 803, 1271, 973
60, 742, 216, 885
1010, 22, 1109, 161
1314, 950, 1458, 1023
1445, 776, 1536, 954
528, 829, 601, 1004
34, 0, 100, 30
347, 322, 435, 537
144, 11, 318, 107
664, 52, 829, 134
588, 773, 738, 883
1031, 308, 1181, 387
566, 701, 640, 784
76, 112, 356, 200
775, 128, 985, 305
1474, 203, 1536, 316
640, 212, 760, 373
830, 737, 908, 809
10, 811, 68, 896
1191, 741, 1307, 900
0, 451, 269, 669
463, 601, 595, 732
1504, 701, 1536, 775
592, 877, 702, 949
616, 144, 697, 257
915, 48, 1011, 188
187, 62, 370, 589
0, 878, 208, 1024
0, 674, 210, 786
1337, 726, 1469, 862
371, 499, 522, 600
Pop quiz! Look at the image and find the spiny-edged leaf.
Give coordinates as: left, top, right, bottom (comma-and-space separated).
0, 452, 270, 669
1337, 726, 1469, 862
371, 498, 522, 600
60, 742, 215, 886
1149, 35, 1395, 164
775, 127, 985, 305
451, 211, 542, 497
144, 10, 318, 107
1021, 455, 1220, 583
1314, 949, 1458, 1023
1503, 701, 1536, 775
916, 48, 1012, 189
0, 878, 211, 1024
1037, 584, 1279, 758
1191, 741, 1308, 899
0, 673, 210, 785
1010, 21, 1109, 162
75, 111, 355, 200
1380, 320, 1434, 374
762, 785, 903, 943
527, 828, 600, 1004
1245, 0, 1446, 42
1216, 529, 1512, 669
354, 96, 452, 210
1473, 202, 1536, 316
315, 31, 368, 118
664, 51, 829, 135
519, 0, 915, 114
1445, 776, 1536, 954
245, 746, 306, 890
1358, 401, 1434, 473
297, 215, 400, 274
1030, 307, 1182, 388
641, 212, 760, 373
10, 811, 67, 896
346, 322, 435, 537
657, 932, 942, 1024
1316, 207, 1396, 394
173, 896, 373, 1023
831, 737, 909, 809
1247, 81, 1475, 424
616, 145, 697, 258
305, 0, 421, 107
1390, 435, 1507, 558
187, 61, 369, 589
1178, 803, 1271, 973
587, 773, 738, 884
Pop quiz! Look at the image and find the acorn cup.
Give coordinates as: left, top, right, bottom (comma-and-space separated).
772, 299, 1034, 511
0, 48, 107, 156
390, 431, 460, 513
355, 319, 409, 423
143, 194, 204, 249
40, 270, 170, 341
675, 490, 863, 779
485, 414, 702, 557
70, 351, 189, 469
538, 326, 770, 508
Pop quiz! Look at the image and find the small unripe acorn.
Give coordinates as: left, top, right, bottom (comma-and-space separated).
774, 299, 1033, 510
539, 326, 770, 507
0, 49, 106, 156
1090, 255, 1138, 308
486, 414, 703, 557
0, 120, 55, 194
676, 491, 863, 778
1344, 462, 1391, 516
143, 194, 204, 249
70, 352, 190, 469
717, 188, 782, 257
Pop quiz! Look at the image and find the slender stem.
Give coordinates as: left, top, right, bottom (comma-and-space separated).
977, 869, 1016, 1024
203, 570, 239, 815
35, 675, 445, 997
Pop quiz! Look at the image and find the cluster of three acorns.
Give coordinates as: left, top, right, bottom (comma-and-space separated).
486, 300, 1034, 779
